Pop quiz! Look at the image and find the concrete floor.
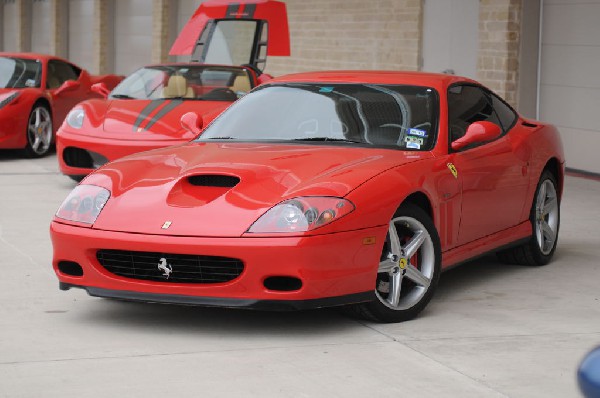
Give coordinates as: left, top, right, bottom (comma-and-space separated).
0, 150, 598, 398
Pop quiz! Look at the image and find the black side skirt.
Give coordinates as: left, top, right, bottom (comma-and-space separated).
59, 282, 374, 311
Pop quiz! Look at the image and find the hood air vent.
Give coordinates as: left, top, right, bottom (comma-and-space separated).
187, 175, 240, 188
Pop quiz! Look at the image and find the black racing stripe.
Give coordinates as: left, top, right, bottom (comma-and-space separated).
225, 3, 240, 18
132, 100, 166, 132
243, 4, 256, 18
142, 100, 184, 131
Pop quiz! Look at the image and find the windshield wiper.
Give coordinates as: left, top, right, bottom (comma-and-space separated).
206, 136, 236, 140
110, 94, 135, 99
294, 137, 362, 144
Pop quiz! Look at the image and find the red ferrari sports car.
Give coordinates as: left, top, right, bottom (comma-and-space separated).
50, 71, 564, 323
57, 0, 290, 181
57, 64, 260, 181
0, 53, 122, 157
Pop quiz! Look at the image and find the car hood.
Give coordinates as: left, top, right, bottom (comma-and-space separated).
88, 142, 431, 237
92, 99, 231, 140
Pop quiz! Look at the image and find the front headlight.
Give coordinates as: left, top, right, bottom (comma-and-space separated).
247, 197, 355, 233
65, 108, 85, 128
55, 185, 110, 224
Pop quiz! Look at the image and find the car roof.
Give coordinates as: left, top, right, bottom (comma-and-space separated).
0, 52, 68, 63
270, 70, 477, 91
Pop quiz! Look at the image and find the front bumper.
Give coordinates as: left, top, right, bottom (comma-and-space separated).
51, 221, 387, 309
56, 129, 187, 177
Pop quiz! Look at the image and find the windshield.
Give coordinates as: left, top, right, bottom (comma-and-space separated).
198, 83, 439, 150
109, 65, 252, 101
0, 57, 42, 88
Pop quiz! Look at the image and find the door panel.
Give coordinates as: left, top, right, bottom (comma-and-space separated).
453, 136, 529, 244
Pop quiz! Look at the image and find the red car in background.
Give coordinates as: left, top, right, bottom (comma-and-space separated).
0, 53, 122, 157
51, 71, 565, 323
56, 0, 290, 181
57, 64, 260, 181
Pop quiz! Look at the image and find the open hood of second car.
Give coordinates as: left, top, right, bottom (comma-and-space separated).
87, 142, 432, 237
169, 0, 290, 71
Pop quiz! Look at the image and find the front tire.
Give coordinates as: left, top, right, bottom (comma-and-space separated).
350, 203, 441, 323
24, 104, 53, 157
497, 170, 560, 265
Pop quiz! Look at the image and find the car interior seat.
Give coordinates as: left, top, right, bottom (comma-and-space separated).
231, 75, 252, 94
161, 75, 194, 98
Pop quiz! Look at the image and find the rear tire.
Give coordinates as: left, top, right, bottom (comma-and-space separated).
24, 104, 53, 158
348, 203, 441, 323
497, 170, 560, 266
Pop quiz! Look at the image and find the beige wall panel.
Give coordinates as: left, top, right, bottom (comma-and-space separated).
68, 0, 94, 72
2, 1, 18, 52
266, 0, 423, 77
31, 0, 51, 54
114, 0, 153, 75
539, 1, 600, 173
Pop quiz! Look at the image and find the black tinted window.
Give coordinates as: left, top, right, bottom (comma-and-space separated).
490, 93, 517, 132
448, 85, 502, 142
47, 60, 81, 88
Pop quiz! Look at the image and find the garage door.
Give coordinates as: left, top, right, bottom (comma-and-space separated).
68, 0, 95, 73
114, 0, 153, 75
31, 0, 50, 54
539, 0, 600, 174
2, 1, 18, 52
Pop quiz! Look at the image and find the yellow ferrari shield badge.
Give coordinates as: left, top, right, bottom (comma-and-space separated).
399, 258, 408, 269
447, 162, 458, 179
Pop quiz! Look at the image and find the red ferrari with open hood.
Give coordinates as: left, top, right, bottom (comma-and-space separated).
56, 0, 289, 181
51, 71, 565, 323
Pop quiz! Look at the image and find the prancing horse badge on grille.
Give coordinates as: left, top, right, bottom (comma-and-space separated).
158, 258, 173, 279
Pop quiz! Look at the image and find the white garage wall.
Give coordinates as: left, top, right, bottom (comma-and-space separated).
539, 0, 600, 174
422, 0, 479, 79
172, 0, 204, 62
114, 0, 153, 75
68, 0, 94, 72
31, 0, 50, 54
2, 1, 18, 52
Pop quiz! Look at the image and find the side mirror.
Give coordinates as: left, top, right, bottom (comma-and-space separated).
54, 80, 80, 96
451, 121, 502, 151
91, 82, 110, 99
180, 112, 204, 136
579, 346, 600, 398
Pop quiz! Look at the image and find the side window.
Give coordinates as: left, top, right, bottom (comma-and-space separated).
448, 84, 503, 143
489, 93, 517, 133
47, 60, 81, 89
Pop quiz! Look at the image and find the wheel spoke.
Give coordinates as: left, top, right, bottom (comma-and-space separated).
31, 136, 41, 151
543, 195, 557, 215
403, 230, 426, 258
378, 259, 396, 274
404, 265, 431, 288
542, 221, 555, 242
387, 271, 402, 307
35, 108, 41, 127
388, 221, 402, 255
537, 182, 547, 209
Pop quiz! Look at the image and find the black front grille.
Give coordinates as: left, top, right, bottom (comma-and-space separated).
96, 249, 244, 284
